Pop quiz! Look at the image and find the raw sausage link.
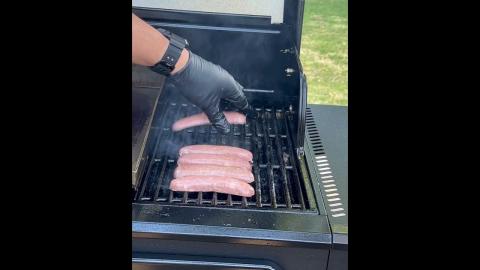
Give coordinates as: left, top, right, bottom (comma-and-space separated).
178, 153, 252, 169
174, 164, 254, 183
179, 145, 253, 162
172, 111, 246, 132
170, 176, 254, 197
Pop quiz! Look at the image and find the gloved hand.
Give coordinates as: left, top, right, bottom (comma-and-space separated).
167, 50, 254, 134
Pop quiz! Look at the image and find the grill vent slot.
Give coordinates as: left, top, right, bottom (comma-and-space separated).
305, 108, 325, 155
305, 107, 346, 218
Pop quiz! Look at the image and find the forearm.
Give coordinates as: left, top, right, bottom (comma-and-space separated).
132, 13, 188, 73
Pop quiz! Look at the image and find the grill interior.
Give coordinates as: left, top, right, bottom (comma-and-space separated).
133, 97, 311, 211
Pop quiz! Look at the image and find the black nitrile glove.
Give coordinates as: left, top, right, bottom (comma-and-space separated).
167, 51, 254, 134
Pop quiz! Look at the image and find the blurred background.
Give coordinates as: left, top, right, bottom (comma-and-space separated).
300, 0, 347, 105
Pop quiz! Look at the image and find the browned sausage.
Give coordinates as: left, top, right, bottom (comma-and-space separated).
178, 153, 252, 169
179, 145, 253, 162
170, 176, 254, 197
174, 164, 254, 183
172, 111, 246, 132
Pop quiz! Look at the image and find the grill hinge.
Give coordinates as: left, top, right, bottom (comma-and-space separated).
296, 147, 304, 159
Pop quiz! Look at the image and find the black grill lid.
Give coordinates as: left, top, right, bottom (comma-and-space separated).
132, 0, 305, 54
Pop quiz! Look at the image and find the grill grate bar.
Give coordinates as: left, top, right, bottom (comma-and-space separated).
253, 158, 263, 207
242, 196, 248, 207
249, 110, 263, 208
262, 108, 277, 208
153, 158, 169, 201
273, 109, 292, 208
283, 111, 306, 210
227, 194, 233, 206
212, 192, 218, 206
197, 192, 203, 204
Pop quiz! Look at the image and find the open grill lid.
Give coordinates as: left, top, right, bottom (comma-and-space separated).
132, 0, 307, 154
132, 0, 305, 56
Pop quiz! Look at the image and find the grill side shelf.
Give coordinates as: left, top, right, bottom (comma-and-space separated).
303, 105, 348, 234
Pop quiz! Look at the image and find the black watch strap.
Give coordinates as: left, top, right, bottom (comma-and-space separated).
150, 29, 189, 76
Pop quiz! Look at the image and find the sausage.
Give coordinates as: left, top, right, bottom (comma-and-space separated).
172, 111, 246, 132
179, 145, 253, 162
178, 153, 252, 169
174, 164, 254, 183
170, 176, 254, 197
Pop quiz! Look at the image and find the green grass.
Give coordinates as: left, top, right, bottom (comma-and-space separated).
300, 0, 348, 105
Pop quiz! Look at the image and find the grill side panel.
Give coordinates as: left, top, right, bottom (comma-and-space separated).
303, 105, 348, 236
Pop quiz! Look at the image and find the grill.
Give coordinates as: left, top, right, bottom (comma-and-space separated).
132, 2, 347, 270
133, 99, 310, 211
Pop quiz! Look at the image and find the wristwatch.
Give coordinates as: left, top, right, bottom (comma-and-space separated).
150, 28, 189, 76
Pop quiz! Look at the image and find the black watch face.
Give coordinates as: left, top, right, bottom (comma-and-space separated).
161, 60, 174, 69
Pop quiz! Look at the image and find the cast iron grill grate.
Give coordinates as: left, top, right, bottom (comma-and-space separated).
133, 101, 311, 211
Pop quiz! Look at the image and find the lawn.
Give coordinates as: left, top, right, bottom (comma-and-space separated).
300, 0, 348, 105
